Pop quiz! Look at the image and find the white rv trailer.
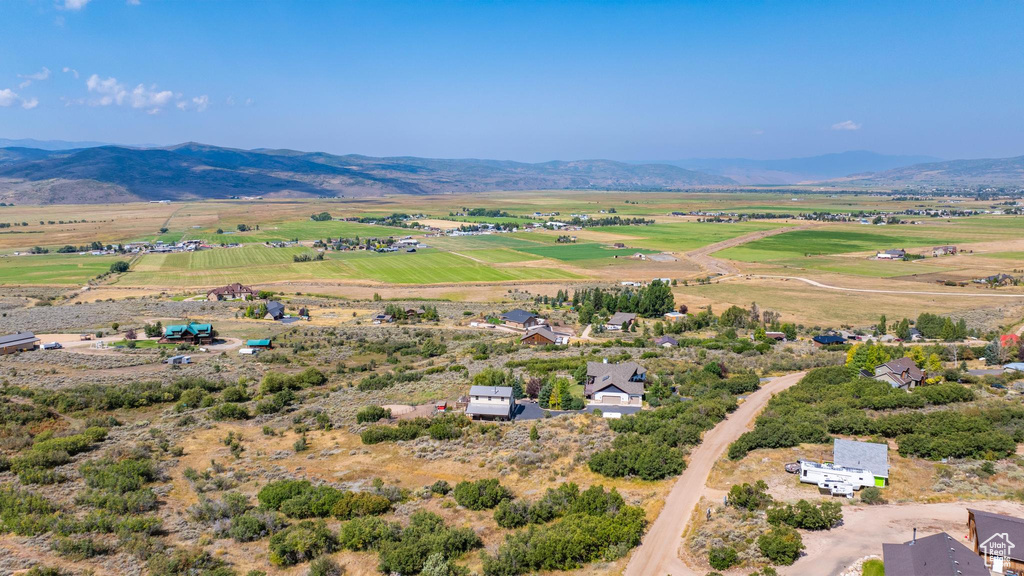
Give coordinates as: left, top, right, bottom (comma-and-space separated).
798, 460, 874, 493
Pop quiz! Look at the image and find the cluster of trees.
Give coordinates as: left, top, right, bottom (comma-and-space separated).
357, 368, 424, 391
382, 303, 440, 322
57, 241, 122, 253
309, 212, 332, 221
727, 366, 1014, 461
292, 252, 325, 262
257, 480, 391, 520
887, 313, 969, 341
481, 485, 647, 575
452, 479, 513, 510
355, 406, 392, 424
452, 208, 512, 218
589, 391, 737, 480
567, 215, 654, 227
360, 414, 472, 444
493, 482, 624, 529
338, 511, 481, 575
573, 280, 675, 323
537, 377, 584, 411
845, 343, 944, 376
724, 481, 828, 566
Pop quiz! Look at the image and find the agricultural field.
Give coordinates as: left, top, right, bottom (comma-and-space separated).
0, 253, 121, 285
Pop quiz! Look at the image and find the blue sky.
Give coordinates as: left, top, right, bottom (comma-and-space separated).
1, 0, 1022, 161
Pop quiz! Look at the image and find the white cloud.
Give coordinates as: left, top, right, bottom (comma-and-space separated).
244, 98, 254, 107
62, 0, 91, 10
87, 74, 127, 106
831, 120, 861, 131
17, 67, 51, 89
85, 74, 205, 114
21, 98, 39, 110
63, 67, 80, 79
226, 96, 236, 106
0, 89, 18, 107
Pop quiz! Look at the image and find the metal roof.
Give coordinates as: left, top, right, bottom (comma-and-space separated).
468, 385, 514, 398
0, 332, 39, 347
607, 312, 637, 325
969, 508, 1024, 561
465, 403, 513, 417
833, 438, 889, 478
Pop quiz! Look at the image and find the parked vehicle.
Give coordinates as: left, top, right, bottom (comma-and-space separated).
42, 342, 63, 350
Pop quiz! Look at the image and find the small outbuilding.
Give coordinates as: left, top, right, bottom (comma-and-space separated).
247, 339, 272, 349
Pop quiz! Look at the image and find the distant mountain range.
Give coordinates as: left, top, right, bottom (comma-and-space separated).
0, 141, 1021, 204
662, 151, 943, 185
0, 142, 734, 204
834, 156, 1024, 187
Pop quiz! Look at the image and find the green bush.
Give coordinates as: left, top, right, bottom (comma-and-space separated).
757, 526, 804, 565
338, 516, 400, 551
708, 546, 739, 570
307, 556, 344, 576
377, 511, 481, 575
260, 369, 328, 394
453, 479, 512, 510
766, 500, 842, 530
859, 486, 886, 505
0, 486, 58, 536
148, 547, 235, 576
210, 402, 251, 420
268, 520, 338, 566
356, 406, 392, 424
258, 480, 391, 520
728, 480, 773, 510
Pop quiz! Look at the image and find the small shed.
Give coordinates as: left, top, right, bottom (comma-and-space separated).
833, 438, 889, 486
247, 339, 272, 349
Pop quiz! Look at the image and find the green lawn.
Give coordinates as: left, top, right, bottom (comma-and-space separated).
179, 220, 403, 244
862, 558, 884, 576
342, 251, 581, 284
0, 253, 120, 285
716, 228, 963, 262
517, 243, 657, 262
589, 221, 789, 252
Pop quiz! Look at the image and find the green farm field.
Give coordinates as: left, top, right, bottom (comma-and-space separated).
0, 253, 121, 285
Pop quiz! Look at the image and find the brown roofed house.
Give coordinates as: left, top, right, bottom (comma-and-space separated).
206, 283, 257, 301
873, 357, 924, 390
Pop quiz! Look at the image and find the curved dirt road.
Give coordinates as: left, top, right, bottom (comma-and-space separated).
684, 225, 808, 276
625, 371, 806, 576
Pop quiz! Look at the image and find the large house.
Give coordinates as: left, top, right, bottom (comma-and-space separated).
932, 245, 958, 257
883, 532, 989, 576
874, 357, 924, 390
500, 309, 542, 330
833, 438, 889, 487
206, 283, 257, 301
876, 249, 906, 260
585, 360, 646, 406
0, 332, 40, 355
160, 323, 214, 345
605, 312, 637, 331
465, 386, 515, 420
520, 325, 569, 346
264, 301, 286, 321
967, 508, 1024, 573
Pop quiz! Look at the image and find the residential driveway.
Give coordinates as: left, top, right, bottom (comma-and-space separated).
512, 401, 642, 421
969, 368, 1004, 376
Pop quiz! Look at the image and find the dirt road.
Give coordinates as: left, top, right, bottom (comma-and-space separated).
746, 274, 1024, 298
790, 500, 1024, 575
625, 371, 807, 576
684, 225, 808, 276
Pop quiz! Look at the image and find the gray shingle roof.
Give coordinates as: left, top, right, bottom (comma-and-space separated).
586, 361, 646, 396
501, 309, 538, 324
882, 532, 989, 576
833, 438, 889, 478
266, 301, 285, 318
466, 403, 513, 417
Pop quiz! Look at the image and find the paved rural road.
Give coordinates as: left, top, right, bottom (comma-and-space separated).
684, 225, 808, 276
749, 274, 1024, 298
625, 371, 806, 576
